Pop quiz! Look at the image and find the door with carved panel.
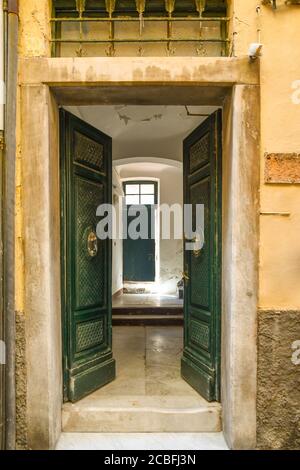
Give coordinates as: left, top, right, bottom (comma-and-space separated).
60, 110, 115, 402
181, 111, 222, 402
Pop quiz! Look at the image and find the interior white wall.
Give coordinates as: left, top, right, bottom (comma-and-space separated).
112, 168, 124, 295
118, 163, 183, 295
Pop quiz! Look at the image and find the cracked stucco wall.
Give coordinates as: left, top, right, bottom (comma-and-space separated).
15, 71, 27, 448
15, 311, 27, 450
257, 310, 300, 449
19, 0, 51, 58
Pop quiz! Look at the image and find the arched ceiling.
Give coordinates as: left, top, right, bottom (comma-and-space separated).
66, 105, 219, 162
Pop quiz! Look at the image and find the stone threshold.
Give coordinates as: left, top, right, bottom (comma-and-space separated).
62, 396, 222, 433
56, 432, 228, 450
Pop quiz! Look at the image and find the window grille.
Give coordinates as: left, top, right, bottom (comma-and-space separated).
51, 1, 230, 57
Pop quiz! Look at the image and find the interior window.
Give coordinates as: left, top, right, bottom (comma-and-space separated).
126, 184, 139, 195
125, 195, 140, 205
141, 184, 155, 195
124, 182, 156, 205
140, 195, 155, 205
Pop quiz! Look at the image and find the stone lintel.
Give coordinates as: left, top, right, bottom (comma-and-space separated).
19, 57, 259, 87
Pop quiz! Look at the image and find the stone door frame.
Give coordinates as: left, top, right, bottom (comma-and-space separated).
19, 57, 260, 450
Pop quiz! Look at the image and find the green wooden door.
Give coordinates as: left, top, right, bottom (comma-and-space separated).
181, 111, 222, 402
60, 110, 115, 403
124, 206, 156, 282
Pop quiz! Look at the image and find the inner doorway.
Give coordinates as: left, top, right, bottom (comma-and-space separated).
60, 104, 222, 430
123, 180, 158, 283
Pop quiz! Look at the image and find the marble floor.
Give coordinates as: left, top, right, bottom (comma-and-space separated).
56, 432, 228, 450
112, 293, 183, 308
62, 326, 221, 433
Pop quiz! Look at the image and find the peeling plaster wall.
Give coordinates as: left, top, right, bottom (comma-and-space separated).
15, 311, 27, 450
19, 0, 51, 58
229, 1, 259, 57
257, 310, 300, 450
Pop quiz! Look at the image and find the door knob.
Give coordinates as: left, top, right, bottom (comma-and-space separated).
87, 229, 98, 258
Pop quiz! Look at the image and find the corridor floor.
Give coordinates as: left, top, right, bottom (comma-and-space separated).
92, 326, 198, 397
62, 326, 221, 434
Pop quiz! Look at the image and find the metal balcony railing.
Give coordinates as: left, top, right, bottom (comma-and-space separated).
51, 1, 230, 57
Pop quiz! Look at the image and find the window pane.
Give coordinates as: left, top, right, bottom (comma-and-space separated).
126, 184, 139, 195
141, 184, 155, 195
126, 195, 140, 205
141, 195, 155, 205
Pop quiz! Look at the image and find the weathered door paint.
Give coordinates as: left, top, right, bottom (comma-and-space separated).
181, 111, 222, 402
123, 206, 156, 282
60, 110, 115, 402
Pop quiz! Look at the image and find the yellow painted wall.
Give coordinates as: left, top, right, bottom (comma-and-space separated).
228, 0, 300, 309
16, 0, 300, 311
259, 4, 300, 309
19, 0, 51, 58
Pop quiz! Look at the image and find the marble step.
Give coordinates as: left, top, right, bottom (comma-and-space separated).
56, 432, 228, 450
112, 306, 183, 326
62, 396, 222, 433
112, 307, 183, 316
112, 314, 183, 326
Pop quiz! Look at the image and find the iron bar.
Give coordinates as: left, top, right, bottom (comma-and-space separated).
105, 1, 116, 56
135, 1, 146, 35
76, 0, 85, 56
165, 1, 175, 53
50, 16, 230, 22
51, 38, 229, 43
51, 5, 230, 56
195, 0, 205, 35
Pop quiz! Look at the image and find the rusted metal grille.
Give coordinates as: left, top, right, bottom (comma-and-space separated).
51, 0, 230, 57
